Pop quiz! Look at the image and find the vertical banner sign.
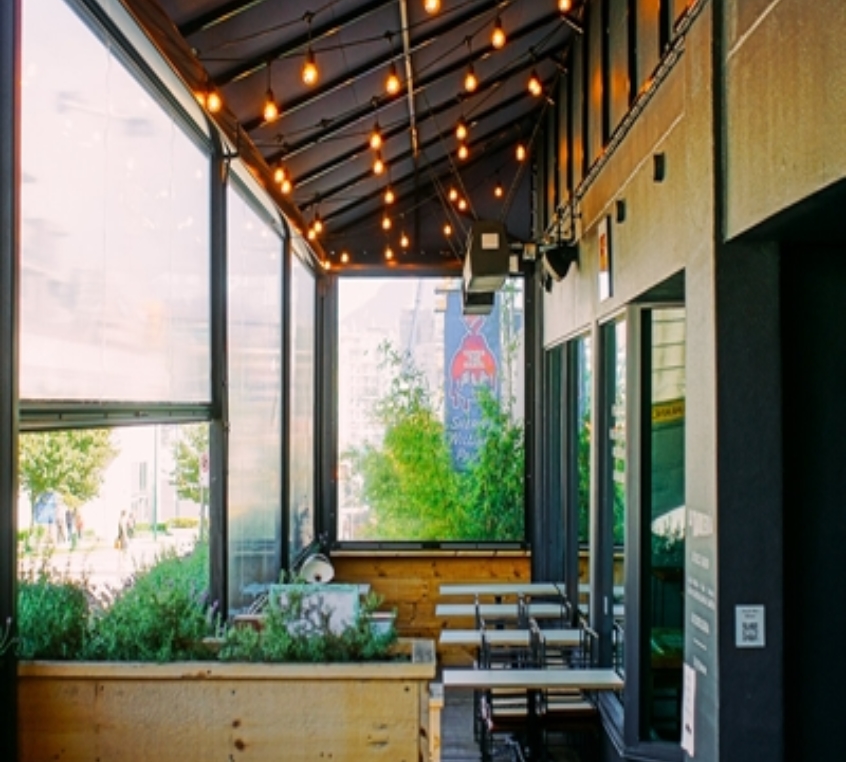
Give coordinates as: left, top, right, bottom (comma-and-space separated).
444, 289, 501, 468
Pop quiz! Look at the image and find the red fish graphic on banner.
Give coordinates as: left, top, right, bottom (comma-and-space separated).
449, 315, 498, 413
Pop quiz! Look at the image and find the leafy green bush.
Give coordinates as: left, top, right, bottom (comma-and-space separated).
17, 560, 89, 660
83, 544, 214, 662
218, 589, 398, 664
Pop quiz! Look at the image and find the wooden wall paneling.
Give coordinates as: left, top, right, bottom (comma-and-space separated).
571, 35, 585, 186
636, 0, 661, 92
609, 0, 631, 134
587, 0, 605, 166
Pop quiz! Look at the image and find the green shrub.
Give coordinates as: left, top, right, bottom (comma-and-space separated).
17, 561, 89, 660
83, 544, 214, 662
218, 589, 398, 664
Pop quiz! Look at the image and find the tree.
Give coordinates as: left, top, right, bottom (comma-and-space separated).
344, 342, 524, 541
19, 429, 118, 513
168, 424, 209, 504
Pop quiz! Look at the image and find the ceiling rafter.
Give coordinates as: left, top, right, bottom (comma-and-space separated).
267, 12, 564, 165
315, 97, 539, 226
203, 0, 396, 85
238, 0, 518, 133
294, 83, 530, 191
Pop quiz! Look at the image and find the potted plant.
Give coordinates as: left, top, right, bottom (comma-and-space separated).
16, 545, 441, 762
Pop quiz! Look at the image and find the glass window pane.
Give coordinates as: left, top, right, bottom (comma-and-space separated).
337, 277, 525, 542
226, 187, 283, 612
576, 334, 592, 614
645, 307, 686, 741
20, 0, 211, 403
18, 424, 209, 585
288, 252, 316, 561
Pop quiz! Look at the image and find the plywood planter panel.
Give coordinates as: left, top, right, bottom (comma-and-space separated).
18, 638, 440, 762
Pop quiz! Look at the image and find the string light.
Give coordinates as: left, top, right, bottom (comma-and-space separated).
400, 231, 410, 248
424, 0, 441, 13
491, 17, 506, 49
516, 143, 527, 161
444, 222, 453, 236
464, 62, 478, 93
322, 259, 331, 270
274, 164, 288, 185
458, 198, 468, 212
340, 251, 350, 264
457, 143, 469, 161
200, 87, 222, 114
369, 122, 383, 151
263, 62, 279, 122
448, 187, 459, 202
385, 246, 394, 260
382, 214, 392, 231
456, 118, 468, 141
302, 48, 319, 86
495, 179, 504, 198
384, 186, 395, 204
313, 211, 323, 235
386, 62, 401, 95
281, 176, 293, 195
558, 0, 573, 11
373, 152, 386, 175
528, 70, 543, 97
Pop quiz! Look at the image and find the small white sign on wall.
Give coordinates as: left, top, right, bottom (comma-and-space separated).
735, 604, 766, 648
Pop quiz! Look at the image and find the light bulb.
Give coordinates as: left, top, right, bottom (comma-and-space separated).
449, 187, 459, 202
302, 49, 318, 86
444, 223, 453, 236
458, 198, 468, 211
458, 143, 469, 160
516, 143, 527, 161
456, 119, 468, 141
386, 63, 401, 95
206, 90, 222, 114
495, 181, 504, 198
492, 17, 506, 50
373, 153, 385, 175
313, 214, 323, 234
274, 165, 287, 185
528, 70, 543, 97
322, 260, 331, 270
464, 64, 478, 93
382, 215, 392, 231
559, 0, 573, 12
340, 251, 350, 264
263, 89, 279, 122
370, 122, 383, 151
384, 186, 395, 204
281, 177, 293, 195
424, 0, 441, 13
307, 227, 317, 241
400, 232, 409, 248
385, 246, 394, 260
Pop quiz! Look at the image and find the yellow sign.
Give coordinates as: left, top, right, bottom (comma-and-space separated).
652, 399, 685, 424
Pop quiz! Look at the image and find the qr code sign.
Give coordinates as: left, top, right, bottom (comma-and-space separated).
736, 606, 765, 648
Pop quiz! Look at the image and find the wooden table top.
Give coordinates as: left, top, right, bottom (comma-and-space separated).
439, 582, 565, 597
438, 628, 581, 648
442, 667, 624, 691
435, 602, 567, 619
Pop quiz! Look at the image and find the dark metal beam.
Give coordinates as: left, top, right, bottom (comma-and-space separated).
207, 0, 395, 85
0, 1, 20, 759
269, 18, 562, 166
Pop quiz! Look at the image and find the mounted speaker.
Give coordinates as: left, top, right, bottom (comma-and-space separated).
542, 244, 578, 281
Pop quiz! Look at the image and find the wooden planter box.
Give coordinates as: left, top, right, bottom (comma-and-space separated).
18, 638, 441, 762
